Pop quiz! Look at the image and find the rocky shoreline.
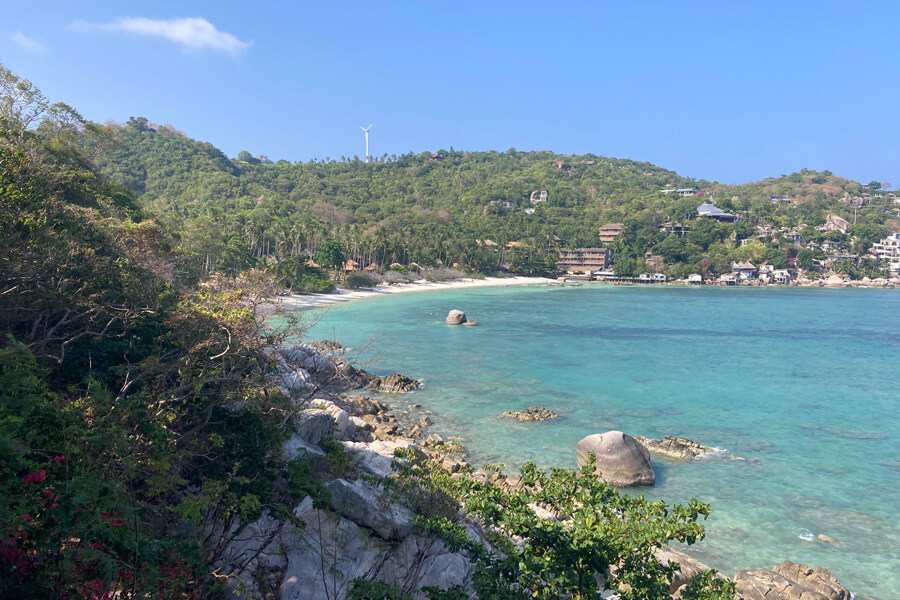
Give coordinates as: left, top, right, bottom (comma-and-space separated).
218, 341, 857, 600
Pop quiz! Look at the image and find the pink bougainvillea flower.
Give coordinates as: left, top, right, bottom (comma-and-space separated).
22, 470, 46, 487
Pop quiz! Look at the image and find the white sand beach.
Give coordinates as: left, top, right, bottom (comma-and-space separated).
273, 276, 553, 311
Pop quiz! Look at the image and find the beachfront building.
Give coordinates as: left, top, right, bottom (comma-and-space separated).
557, 248, 611, 274
717, 273, 737, 285
637, 273, 668, 283
696, 203, 740, 222
773, 269, 794, 284
593, 270, 617, 281
598, 223, 625, 245
731, 261, 757, 281
872, 233, 900, 277
687, 273, 703, 284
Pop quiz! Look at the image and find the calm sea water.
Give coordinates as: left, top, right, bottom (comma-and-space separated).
292, 285, 900, 599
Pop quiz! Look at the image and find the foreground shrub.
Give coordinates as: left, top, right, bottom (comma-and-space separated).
379, 449, 736, 600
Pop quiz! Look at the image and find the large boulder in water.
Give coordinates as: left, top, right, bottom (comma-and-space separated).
633, 435, 717, 459
734, 561, 851, 600
575, 431, 655, 487
368, 373, 420, 393
446, 309, 467, 325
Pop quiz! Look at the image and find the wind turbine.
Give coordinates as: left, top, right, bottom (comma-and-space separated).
360, 124, 373, 163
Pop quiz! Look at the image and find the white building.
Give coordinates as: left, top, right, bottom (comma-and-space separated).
872, 233, 900, 277
731, 261, 757, 281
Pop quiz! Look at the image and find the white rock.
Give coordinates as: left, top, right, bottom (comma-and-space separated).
341, 439, 418, 478
325, 478, 416, 540
279, 505, 387, 600
282, 434, 325, 459
292, 410, 334, 446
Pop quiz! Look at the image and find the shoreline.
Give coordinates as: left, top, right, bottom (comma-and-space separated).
272, 275, 554, 311
271, 274, 898, 313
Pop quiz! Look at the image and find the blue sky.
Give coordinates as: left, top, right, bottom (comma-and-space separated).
2, 1, 898, 184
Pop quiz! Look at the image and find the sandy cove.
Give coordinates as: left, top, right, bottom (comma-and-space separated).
272, 276, 553, 311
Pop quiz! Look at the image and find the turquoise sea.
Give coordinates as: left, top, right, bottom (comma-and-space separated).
294, 285, 900, 599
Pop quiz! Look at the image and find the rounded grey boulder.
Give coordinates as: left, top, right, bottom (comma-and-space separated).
576, 430, 655, 487
446, 309, 467, 325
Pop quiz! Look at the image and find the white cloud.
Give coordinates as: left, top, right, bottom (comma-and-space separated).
72, 17, 252, 56
11, 32, 47, 53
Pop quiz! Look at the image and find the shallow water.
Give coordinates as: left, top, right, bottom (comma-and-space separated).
292, 285, 900, 599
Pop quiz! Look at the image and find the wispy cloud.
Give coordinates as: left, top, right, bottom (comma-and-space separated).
72, 17, 252, 56
11, 32, 47, 53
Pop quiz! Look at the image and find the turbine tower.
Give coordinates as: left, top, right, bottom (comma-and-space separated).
360, 124, 373, 163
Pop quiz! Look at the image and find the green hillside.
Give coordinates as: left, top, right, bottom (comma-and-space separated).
90, 120, 896, 281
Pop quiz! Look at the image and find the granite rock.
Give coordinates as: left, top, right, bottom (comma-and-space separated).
325, 478, 415, 540
501, 406, 560, 421
575, 430, 655, 487
368, 373, 420, 393
734, 561, 851, 600
633, 435, 717, 459
445, 309, 467, 325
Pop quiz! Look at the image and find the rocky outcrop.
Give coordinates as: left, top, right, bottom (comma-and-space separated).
634, 435, 717, 459
310, 339, 346, 353
283, 397, 386, 460
291, 410, 335, 447
445, 309, 467, 325
654, 547, 724, 596
734, 561, 851, 600
344, 395, 391, 416
229, 344, 473, 599
220, 463, 474, 600
277, 498, 473, 600
575, 431, 655, 487
368, 373, 420, 393
501, 406, 560, 421
341, 439, 421, 478
275, 343, 374, 395
325, 478, 416, 540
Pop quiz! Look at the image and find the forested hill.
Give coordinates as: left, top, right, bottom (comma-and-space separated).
95, 119, 701, 221
90, 118, 892, 281
91, 120, 710, 272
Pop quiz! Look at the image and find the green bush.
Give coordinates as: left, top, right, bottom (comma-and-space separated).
343, 271, 375, 290
386, 450, 735, 600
